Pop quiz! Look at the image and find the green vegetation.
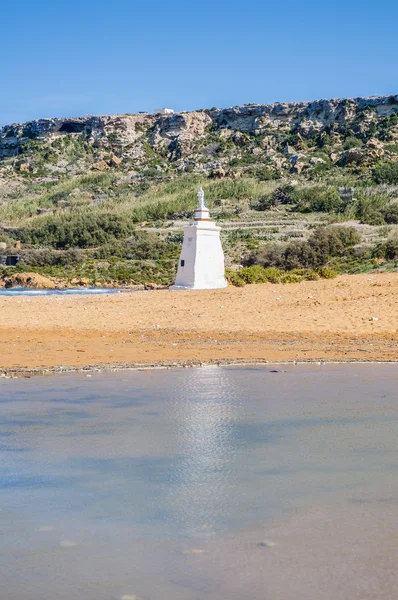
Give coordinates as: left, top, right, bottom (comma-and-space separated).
1, 173, 398, 285
1, 99, 398, 287
372, 161, 398, 184
246, 226, 361, 271
226, 265, 337, 287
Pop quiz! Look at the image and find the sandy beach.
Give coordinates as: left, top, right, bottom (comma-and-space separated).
1, 272, 397, 372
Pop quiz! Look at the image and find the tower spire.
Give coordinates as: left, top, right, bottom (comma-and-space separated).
194, 187, 210, 221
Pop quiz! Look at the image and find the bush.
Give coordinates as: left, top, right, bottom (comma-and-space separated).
225, 270, 246, 286
350, 191, 390, 225
373, 238, 398, 261
383, 203, 398, 224
19, 248, 83, 266
372, 162, 398, 184
362, 210, 386, 225
225, 265, 337, 287
317, 266, 338, 279
292, 186, 344, 213
15, 214, 135, 249
306, 226, 361, 262
248, 226, 361, 270
251, 184, 295, 211
344, 137, 363, 150
226, 266, 285, 286
93, 232, 179, 261
385, 238, 398, 260
251, 193, 274, 211
279, 240, 317, 269
256, 167, 280, 181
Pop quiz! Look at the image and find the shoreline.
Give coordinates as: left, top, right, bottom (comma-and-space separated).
1, 356, 398, 378
1, 272, 397, 374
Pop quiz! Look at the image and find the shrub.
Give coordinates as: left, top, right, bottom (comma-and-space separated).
344, 137, 363, 150
371, 242, 387, 259
280, 240, 317, 269
317, 266, 338, 279
251, 194, 274, 211
372, 162, 398, 184
238, 265, 271, 284
225, 265, 337, 286
167, 231, 184, 243
352, 192, 389, 225
19, 248, 83, 266
307, 226, 361, 262
228, 229, 254, 241
251, 185, 295, 211
248, 226, 361, 270
362, 211, 386, 225
273, 185, 295, 205
93, 232, 179, 261
385, 238, 398, 260
292, 186, 344, 213
383, 203, 398, 224
225, 270, 246, 286
15, 214, 134, 249
256, 167, 280, 181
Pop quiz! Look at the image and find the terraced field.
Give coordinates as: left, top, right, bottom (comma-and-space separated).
143, 203, 398, 268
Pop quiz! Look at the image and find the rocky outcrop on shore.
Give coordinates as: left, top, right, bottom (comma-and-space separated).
0, 271, 168, 290
0, 272, 55, 289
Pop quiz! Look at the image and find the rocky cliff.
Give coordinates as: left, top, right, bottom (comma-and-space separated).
1, 95, 398, 183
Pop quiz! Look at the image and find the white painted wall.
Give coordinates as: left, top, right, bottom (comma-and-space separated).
154, 108, 175, 115
172, 220, 227, 290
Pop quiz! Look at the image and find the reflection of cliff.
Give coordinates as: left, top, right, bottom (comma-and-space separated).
169, 367, 241, 537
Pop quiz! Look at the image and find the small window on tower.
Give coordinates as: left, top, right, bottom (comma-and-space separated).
180, 260, 185, 267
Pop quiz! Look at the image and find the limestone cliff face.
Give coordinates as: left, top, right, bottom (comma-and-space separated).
0, 114, 150, 158
209, 95, 398, 133
1, 94, 397, 178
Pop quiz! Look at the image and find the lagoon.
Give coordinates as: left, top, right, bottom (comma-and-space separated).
1, 365, 397, 599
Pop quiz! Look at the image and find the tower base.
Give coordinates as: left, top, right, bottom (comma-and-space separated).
170, 280, 228, 291
171, 218, 227, 291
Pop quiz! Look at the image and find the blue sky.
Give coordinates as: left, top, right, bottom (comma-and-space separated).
1, 0, 397, 126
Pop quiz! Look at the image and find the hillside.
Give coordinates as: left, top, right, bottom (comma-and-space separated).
1, 94, 398, 286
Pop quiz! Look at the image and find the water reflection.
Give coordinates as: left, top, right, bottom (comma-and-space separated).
1, 365, 398, 600
170, 367, 242, 536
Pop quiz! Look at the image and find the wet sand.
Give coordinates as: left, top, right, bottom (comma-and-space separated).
189, 499, 398, 600
0, 273, 397, 371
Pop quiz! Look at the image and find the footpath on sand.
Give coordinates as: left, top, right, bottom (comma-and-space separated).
0, 273, 397, 373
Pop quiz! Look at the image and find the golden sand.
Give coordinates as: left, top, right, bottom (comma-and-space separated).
0, 273, 397, 371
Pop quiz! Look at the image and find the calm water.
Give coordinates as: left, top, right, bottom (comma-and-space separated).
1, 365, 398, 599
0, 287, 123, 296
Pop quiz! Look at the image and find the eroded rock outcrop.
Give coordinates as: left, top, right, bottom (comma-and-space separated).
1, 272, 55, 289
0, 94, 397, 180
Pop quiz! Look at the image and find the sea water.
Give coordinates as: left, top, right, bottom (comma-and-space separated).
0, 365, 397, 600
0, 288, 123, 297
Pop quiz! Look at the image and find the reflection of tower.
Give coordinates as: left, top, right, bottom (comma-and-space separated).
171, 188, 227, 290
169, 367, 240, 537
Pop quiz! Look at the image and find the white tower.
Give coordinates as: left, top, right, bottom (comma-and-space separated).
171, 188, 228, 290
